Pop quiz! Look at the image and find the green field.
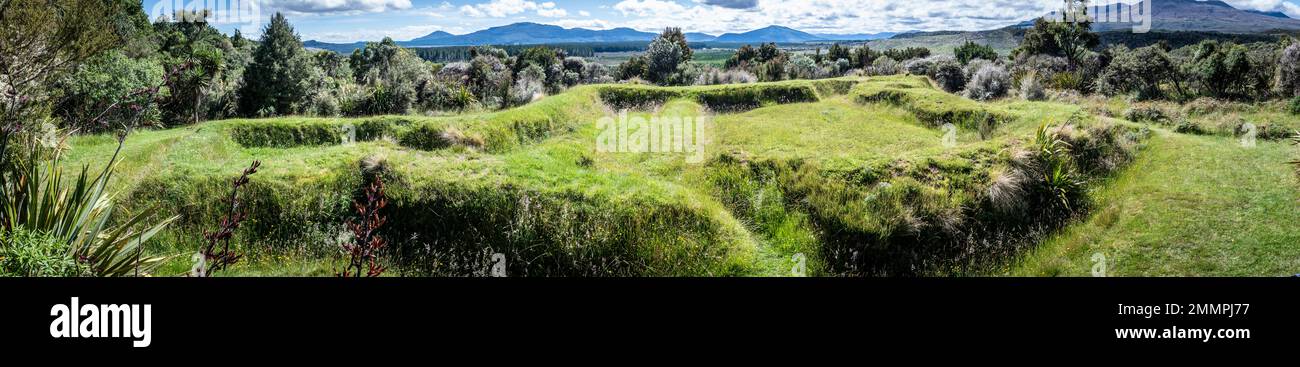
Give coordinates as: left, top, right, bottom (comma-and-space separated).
63, 75, 1300, 277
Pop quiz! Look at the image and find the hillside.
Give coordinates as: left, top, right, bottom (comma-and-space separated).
1091, 0, 1300, 33
865, 27, 1024, 55
714, 26, 827, 43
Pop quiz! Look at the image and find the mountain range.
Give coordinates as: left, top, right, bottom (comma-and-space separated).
305, 23, 906, 53
304, 0, 1298, 53
1087, 0, 1300, 33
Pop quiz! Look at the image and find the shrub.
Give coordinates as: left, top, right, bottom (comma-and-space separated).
955, 41, 998, 64
931, 60, 966, 93
1289, 96, 1300, 115
421, 80, 478, 111
55, 51, 165, 132
645, 34, 688, 85
1096, 45, 1177, 100
2, 155, 177, 277
784, 53, 818, 80
1278, 43, 1300, 97
436, 62, 471, 82
509, 64, 546, 107
694, 68, 758, 85
1019, 72, 1046, 101
1124, 104, 1169, 123
962, 59, 993, 79
1174, 119, 1208, 135
616, 55, 649, 81
904, 55, 948, 76
1184, 41, 1266, 100
883, 47, 931, 62
0, 227, 84, 277
348, 38, 435, 115
1010, 54, 1068, 87
964, 64, 1010, 101
1182, 97, 1242, 116
467, 51, 512, 109
869, 56, 902, 76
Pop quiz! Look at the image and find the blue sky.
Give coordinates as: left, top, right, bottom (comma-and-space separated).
141, 0, 1300, 42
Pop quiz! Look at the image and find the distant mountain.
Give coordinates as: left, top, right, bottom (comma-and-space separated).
409, 30, 454, 43
812, 32, 903, 41
1086, 0, 1300, 33
714, 26, 826, 43
304, 40, 366, 53
403, 22, 658, 46
306, 23, 869, 52
686, 32, 718, 42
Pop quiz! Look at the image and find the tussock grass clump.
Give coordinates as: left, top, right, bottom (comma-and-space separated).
597, 85, 683, 110
693, 84, 818, 112
1123, 104, 1170, 123
230, 119, 346, 147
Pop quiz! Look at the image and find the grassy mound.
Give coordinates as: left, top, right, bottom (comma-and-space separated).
596, 78, 857, 112
853, 75, 1014, 135
229, 88, 608, 153
64, 75, 1156, 276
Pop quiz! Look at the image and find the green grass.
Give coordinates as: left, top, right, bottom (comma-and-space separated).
1007, 131, 1300, 276
60, 75, 1299, 277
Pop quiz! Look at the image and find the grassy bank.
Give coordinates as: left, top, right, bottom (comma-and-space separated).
59, 75, 1232, 277
1008, 131, 1300, 276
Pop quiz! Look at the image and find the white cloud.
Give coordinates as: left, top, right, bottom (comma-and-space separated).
579, 10, 592, 17
1219, 0, 1300, 17
550, 18, 614, 29
460, 0, 571, 18
537, 2, 569, 17
614, 0, 688, 16
263, 0, 413, 14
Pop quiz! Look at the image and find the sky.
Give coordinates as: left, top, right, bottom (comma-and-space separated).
140, 0, 1300, 43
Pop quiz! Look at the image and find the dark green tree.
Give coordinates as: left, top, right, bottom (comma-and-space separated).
238, 12, 311, 117
1012, 1, 1098, 67
955, 41, 998, 64
827, 43, 851, 62
659, 27, 693, 62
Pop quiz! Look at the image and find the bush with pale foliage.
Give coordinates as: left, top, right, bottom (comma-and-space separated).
964, 64, 1010, 101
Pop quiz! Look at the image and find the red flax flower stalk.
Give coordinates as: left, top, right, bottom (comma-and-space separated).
192, 160, 260, 277
340, 176, 388, 277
